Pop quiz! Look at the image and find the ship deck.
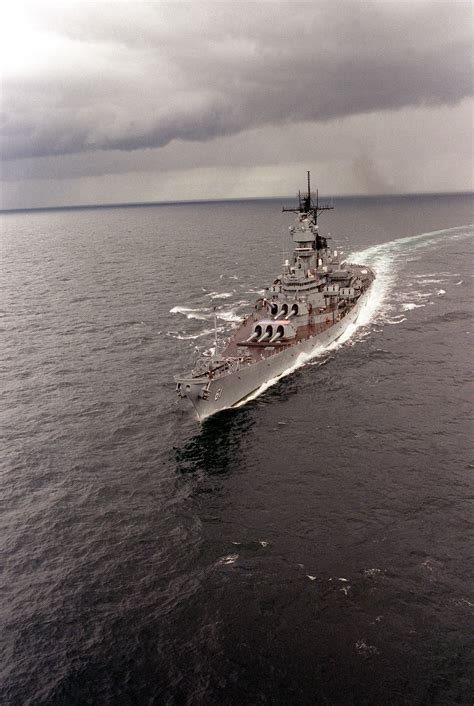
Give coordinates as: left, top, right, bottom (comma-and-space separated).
221, 303, 342, 362
221, 263, 375, 363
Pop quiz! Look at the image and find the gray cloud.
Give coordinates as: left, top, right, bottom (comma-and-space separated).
2, 0, 472, 161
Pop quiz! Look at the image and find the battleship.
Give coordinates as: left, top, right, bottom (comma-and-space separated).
175, 173, 376, 421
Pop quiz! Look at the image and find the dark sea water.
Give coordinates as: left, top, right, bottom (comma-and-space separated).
1, 193, 473, 705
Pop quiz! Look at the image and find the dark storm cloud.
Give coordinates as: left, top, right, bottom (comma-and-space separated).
2, 1, 472, 161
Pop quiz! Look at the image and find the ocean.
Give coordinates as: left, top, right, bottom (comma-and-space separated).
1, 193, 473, 705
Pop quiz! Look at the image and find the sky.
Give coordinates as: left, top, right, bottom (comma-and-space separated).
0, 0, 473, 210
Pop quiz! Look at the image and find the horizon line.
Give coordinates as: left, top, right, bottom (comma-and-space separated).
1, 189, 472, 215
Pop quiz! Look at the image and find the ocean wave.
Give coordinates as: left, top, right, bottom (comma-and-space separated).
401, 303, 426, 311
217, 310, 242, 323
170, 306, 210, 320
217, 553, 239, 566
166, 328, 217, 340
386, 315, 408, 324
171, 303, 246, 325
417, 278, 447, 284
208, 292, 233, 300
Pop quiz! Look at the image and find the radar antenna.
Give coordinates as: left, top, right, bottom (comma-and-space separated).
282, 171, 333, 226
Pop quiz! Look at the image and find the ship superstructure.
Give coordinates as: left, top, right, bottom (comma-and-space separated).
175, 173, 375, 421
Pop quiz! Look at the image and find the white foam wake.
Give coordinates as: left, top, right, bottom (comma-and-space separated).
217, 310, 242, 323
167, 327, 218, 340
348, 224, 473, 326
348, 224, 472, 264
170, 306, 209, 320
170, 304, 243, 324
401, 303, 425, 311
208, 291, 233, 300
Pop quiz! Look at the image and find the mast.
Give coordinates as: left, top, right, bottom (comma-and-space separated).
282, 171, 333, 225
282, 171, 333, 255
213, 307, 218, 357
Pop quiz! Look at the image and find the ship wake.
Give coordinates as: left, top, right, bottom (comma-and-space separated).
350, 223, 472, 326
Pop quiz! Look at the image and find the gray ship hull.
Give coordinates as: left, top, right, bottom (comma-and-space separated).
178, 286, 371, 422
